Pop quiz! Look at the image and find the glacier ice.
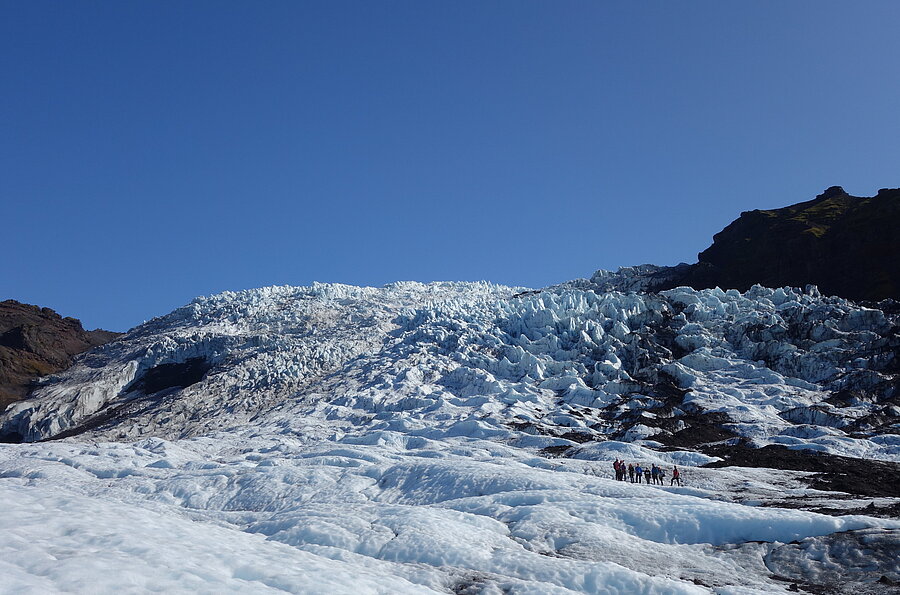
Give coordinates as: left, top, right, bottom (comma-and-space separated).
2, 277, 896, 462
0, 275, 898, 593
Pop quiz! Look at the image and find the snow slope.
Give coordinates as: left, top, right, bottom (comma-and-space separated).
1, 273, 898, 593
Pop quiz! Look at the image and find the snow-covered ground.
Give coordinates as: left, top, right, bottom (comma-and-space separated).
3, 430, 898, 594
1, 273, 898, 592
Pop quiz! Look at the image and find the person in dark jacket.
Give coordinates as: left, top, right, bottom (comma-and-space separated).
628, 463, 635, 483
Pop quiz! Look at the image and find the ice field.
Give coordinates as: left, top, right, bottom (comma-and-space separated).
1, 271, 898, 593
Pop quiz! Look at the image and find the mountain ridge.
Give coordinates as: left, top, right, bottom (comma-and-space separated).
656, 186, 900, 301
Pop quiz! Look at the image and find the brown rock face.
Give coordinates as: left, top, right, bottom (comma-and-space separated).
662, 187, 900, 301
0, 300, 120, 411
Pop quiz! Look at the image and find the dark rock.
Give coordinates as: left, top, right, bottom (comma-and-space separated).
657, 412, 738, 448
650, 187, 900, 302
703, 444, 900, 498
127, 358, 212, 395
539, 444, 573, 458
0, 300, 120, 411
558, 431, 594, 443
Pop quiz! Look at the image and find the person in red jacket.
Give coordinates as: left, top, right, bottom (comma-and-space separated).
670, 466, 682, 486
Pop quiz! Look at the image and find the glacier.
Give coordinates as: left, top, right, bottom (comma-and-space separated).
0, 272, 898, 593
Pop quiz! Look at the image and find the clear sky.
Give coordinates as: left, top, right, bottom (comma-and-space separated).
3, 1, 899, 331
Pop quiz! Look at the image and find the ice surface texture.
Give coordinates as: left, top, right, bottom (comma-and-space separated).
2, 433, 897, 594
1, 276, 898, 593
2, 277, 897, 461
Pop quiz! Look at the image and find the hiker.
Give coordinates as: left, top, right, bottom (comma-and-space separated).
634, 464, 643, 483
657, 467, 665, 485
670, 466, 681, 486
628, 463, 635, 483
644, 466, 651, 484
613, 459, 621, 481
651, 464, 659, 485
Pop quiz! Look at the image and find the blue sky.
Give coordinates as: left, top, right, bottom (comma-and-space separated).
3, 1, 899, 331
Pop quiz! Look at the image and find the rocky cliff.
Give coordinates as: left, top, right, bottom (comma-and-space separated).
659, 186, 900, 301
0, 300, 120, 411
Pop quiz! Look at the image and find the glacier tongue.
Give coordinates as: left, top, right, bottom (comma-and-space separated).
1, 278, 899, 593
2, 280, 898, 461
1, 279, 896, 461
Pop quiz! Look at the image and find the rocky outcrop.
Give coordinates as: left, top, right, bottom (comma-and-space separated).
662, 186, 900, 301
0, 300, 120, 411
